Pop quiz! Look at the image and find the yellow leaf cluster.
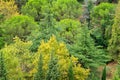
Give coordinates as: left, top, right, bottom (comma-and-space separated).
33, 35, 89, 80
0, 0, 19, 20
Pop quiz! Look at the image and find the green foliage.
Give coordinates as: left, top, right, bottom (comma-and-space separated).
108, 1, 120, 61
70, 25, 109, 68
53, 0, 81, 20
1, 15, 38, 43
70, 24, 110, 79
27, 1, 58, 52
56, 19, 81, 45
21, 0, 47, 21
15, 0, 28, 11
0, 52, 7, 80
0, 28, 4, 49
34, 54, 44, 80
91, 3, 115, 48
101, 66, 106, 80
46, 53, 60, 80
68, 60, 74, 80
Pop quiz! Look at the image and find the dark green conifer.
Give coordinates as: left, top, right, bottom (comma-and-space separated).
101, 66, 106, 80
46, 53, 59, 80
0, 52, 7, 80
70, 24, 110, 79
34, 54, 44, 80
68, 60, 74, 80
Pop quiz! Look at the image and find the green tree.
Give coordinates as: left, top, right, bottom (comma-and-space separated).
21, 0, 47, 21
56, 19, 81, 45
34, 54, 44, 80
70, 24, 110, 79
68, 60, 74, 80
0, 28, 4, 49
91, 3, 115, 48
101, 66, 106, 80
0, 52, 7, 80
46, 53, 59, 80
108, 1, 120, 61
0, 15, 38, 44
53, 0, 81, 21
27, 0, 59, 52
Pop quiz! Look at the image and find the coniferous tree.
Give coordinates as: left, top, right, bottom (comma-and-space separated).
68, 60, 74, 80
70, 24, 110, 79
91, 3, 115, 48
46, 53, 59, 80
34, 54, 44, 80
28, 0, 59, 52
108, 1, 120, 61
101, 66, 106, 80
0, 52, 7, 80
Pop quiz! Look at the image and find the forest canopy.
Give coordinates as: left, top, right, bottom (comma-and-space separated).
0, 0, 120, 80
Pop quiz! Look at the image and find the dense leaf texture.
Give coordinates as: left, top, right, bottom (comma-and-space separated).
108, 1, 120, 61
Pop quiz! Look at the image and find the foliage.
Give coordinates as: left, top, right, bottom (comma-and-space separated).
0, 28, 4, 49
91, 3, 115, 48
1, 37, 34, 80
101, 66, 106, 80
33, 35, 89, 80
14, 0, 28, 11
68, 60, 74, 80
0, 15, 38, 44
34, 54, 43, 80
46, 53, 60, 80
113, 65, 120, 80
0, 0, 19, 22
53, 0, 81, 20
22, 0, 81, 21
70, 25, 110, 79
0, 52, 7, 80
21, 0, 47, 21
108, 1, 120, 61
56, 19, 81, 45
27, 1, 58, 52
70, 25, 109, 68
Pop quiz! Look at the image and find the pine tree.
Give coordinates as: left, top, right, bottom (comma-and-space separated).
0, 52, 7, 80
34, 54, 44, 80
46, 53, 59, 80
108, 1, 120, 61
68, 60, 74, 80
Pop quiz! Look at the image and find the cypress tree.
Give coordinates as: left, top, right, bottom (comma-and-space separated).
0, 52, 7, 80
108, 1, 120, 61
46, 53, 59, 80
34, 54, 44, 80
101, 66, 106, 80
68, 60, 74, 80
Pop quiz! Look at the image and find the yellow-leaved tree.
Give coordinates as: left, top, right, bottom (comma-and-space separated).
33, 35, 89, 80
0, 0, 19, 22
1, 37, 34, 80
